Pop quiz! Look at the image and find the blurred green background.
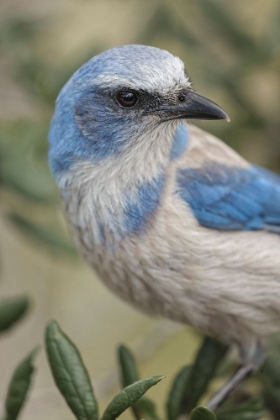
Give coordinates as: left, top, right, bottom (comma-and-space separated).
0, 0, 279, 419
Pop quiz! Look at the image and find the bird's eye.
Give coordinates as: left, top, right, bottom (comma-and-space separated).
178, 94, 186, 102
116, 91, 138, 108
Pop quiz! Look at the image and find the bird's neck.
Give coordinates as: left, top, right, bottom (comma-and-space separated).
59, 122, 179, 247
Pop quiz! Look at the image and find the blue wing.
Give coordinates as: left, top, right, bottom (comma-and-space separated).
176, 162, 280, 232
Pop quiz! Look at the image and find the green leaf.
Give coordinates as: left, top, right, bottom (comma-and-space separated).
102, 376, 164, 420
186, 338, 228, 412
118, 345, 139, 387
45, 320, 98, 420
166, 366, 192, 420
0, 296, 29, 333
9, 214, 76, 256
118, 345, 161, 420
4, 347, 39, 420
134, 397, 160, 420
118, 345, 140, 420
191, 406, 217, 420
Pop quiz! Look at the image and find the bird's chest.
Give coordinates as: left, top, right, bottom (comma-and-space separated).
62, 164, 166, 250
67, 213, 165, 316
60, 178, 159, 304
59, 167, 208, 322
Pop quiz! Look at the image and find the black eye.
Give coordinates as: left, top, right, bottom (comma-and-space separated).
117, 91, 138, 107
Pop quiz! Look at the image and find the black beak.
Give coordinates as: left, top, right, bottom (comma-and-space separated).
159, 91, 230, 122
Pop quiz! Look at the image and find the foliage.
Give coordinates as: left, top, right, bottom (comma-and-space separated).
0, 296, 29, 332
166, 366, 191, 420
117, 342, 266, 420
0, 294, 38, 420
191, 407, 217, 420
45, 321, 164, 420
43, 328, 271, 420
2, 315, 280, 420
45, 320, 99, 420
183, 338, 228, 412
3, 347, 39, 420
118, 345, 161, 420
46, 321, 250, 420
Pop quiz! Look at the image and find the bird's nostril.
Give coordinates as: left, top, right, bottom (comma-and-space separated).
178, 94, 186, 102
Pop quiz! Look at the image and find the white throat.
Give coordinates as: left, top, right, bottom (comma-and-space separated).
58, 121, 177, 248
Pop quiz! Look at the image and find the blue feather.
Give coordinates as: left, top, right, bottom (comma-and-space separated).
123, 172, 165, 234
49, 86, 131, 175
170, 123, 188, 161
176, 162, 280, 231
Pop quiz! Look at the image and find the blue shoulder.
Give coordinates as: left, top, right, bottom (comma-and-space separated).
176, 162, 280, 232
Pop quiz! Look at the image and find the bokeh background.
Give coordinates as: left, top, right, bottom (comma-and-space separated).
0, 0, 280, 419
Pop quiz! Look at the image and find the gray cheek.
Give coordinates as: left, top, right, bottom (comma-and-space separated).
74, 94, 131, 161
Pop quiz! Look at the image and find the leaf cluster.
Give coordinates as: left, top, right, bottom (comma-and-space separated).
45, 321, 164, 420
0, 305, 279, 420
43, 322, 266, 420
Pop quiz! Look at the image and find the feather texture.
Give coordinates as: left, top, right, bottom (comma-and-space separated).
176, 162, 280, 231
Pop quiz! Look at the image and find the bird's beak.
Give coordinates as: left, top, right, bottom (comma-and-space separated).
159, 91, 230, 122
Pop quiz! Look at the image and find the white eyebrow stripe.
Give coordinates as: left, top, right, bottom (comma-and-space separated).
94, 73, 191, 94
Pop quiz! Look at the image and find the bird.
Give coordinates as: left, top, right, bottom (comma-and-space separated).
48, 44, 280, 411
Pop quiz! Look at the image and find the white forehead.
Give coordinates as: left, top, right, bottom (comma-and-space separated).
73, 44, 190, 93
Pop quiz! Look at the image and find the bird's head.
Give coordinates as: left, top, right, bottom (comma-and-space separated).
49, 45, 228, 179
